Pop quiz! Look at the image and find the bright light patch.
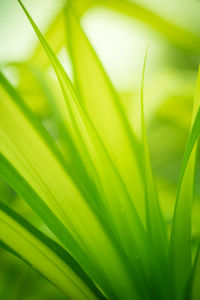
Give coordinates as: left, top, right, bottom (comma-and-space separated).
81, 7, 158, 90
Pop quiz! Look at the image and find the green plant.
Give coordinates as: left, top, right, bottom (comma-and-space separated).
0, 1, 200, 299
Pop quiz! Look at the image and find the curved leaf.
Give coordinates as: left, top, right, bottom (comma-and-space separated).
140, 48, 167, 298
168, 68, 200, 300
65, 10, 153, 286
1, 2, 144, 299
0, 201, 102, 300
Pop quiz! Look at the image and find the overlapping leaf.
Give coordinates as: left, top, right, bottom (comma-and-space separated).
168, 68, 200, 300
0, 201, 103, 300
0, 1, 148, 299
140, 49, 167, 298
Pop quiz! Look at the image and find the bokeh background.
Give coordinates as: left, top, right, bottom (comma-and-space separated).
1, 0, 200, 299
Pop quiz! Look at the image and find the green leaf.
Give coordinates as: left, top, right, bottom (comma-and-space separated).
140, 48, 167, 298
66, 4, 145, 223
1, 2, 145, 299
0, 63, 135, 300
30, 11, 66, 70
5, 62, 99, 204
190, 247, 200, 300
0, 201, 103, 300
168, 68, 200, 300
65, 7, 157, 294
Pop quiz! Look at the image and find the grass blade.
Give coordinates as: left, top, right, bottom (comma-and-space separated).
1, 2, 146, 298
190, 247, 200, 300
0, 201, 102, 300
0, 64, 139, 300
140, 48, 167, 298
66, 5, 146, 225
168, 68, 200, 300
65, 7, 157, 293
30, 11, 66, 70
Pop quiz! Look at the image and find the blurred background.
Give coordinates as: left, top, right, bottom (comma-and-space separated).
1, 0, 200, 299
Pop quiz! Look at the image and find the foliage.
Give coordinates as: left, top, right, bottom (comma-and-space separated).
0, 1, 200, 299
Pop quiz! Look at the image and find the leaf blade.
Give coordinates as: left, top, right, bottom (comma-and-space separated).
0, 201, 102, 300
168, 68, 200, 300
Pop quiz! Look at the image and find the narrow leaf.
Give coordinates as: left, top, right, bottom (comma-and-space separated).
0, 201, 102, 300
168, 68, 200, 300
65, 8, 157, 296
140, 48, 167, 298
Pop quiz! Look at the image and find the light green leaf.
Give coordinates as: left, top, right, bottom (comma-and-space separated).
0, 201, 102, 300
1, 2, 145, 299
190, 247, 200, 300
0, 65, 135, 300
168, 68, 200, 300
66, 4, 145, 223
140, 48, 167, 297
30, 11, 66, 70
65, 8, 156, 293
